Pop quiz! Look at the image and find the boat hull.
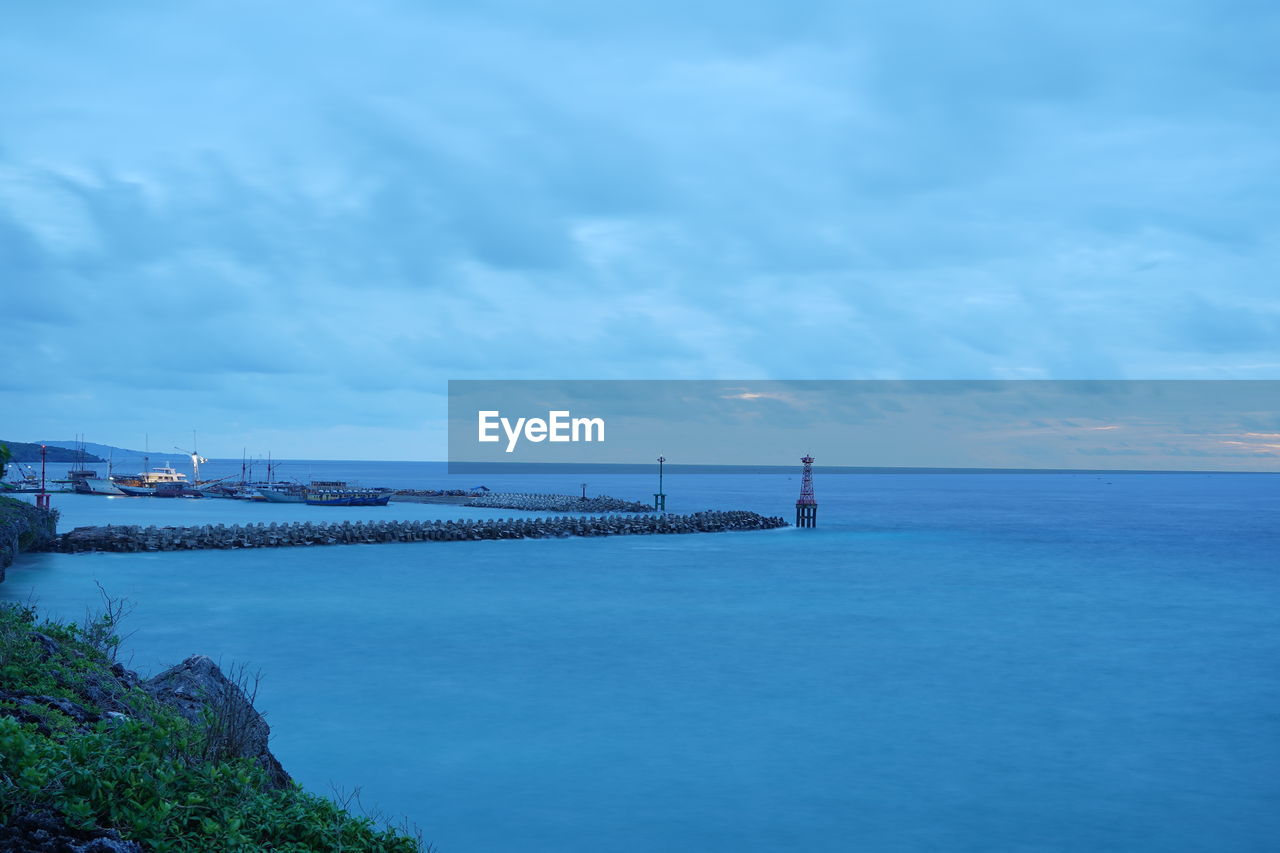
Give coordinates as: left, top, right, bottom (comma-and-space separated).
305, 491, 390, 507
153, 483, 203, 498
74, 478, 124, 496
259, 489, 305, 503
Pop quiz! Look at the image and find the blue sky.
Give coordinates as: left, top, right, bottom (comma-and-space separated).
2, 1, 1278, 460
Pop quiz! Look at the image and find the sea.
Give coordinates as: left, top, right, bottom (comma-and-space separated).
3, 461, 1278, 853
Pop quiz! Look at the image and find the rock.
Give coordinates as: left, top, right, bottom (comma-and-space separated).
0, 811, 144, 853
0, 496, 58, 572
31, 631, 59, 659
73, 837, 145, 852
29, 694, 98, 725
144, 655, 292, 789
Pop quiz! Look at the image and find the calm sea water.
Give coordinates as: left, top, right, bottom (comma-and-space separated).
4, 464, 1279, 852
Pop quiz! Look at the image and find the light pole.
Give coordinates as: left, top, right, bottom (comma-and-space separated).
36, 444, 50, 509
654, 455, 667, 511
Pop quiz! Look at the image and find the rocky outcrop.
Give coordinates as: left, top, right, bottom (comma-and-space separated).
144, 655, 292, 789
0, 619, 290, 849
57, 511, 789, 553
0, 495, 58, 578
0, 811, 144, 852
0, 603, 418, 851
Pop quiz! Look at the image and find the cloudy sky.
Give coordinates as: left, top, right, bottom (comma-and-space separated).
3, 1, 1278, 460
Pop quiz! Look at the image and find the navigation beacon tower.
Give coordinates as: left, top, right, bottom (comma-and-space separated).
795, 454, 817, 528
654, 455, 667, 511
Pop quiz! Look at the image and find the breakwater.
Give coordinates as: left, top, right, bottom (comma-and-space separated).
390, 492, 477, 504
57, 511, 787, 553
467, 492, 654, 512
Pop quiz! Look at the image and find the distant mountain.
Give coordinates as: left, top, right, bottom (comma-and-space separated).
2, 441, 105, 463
40, 440, 161, 460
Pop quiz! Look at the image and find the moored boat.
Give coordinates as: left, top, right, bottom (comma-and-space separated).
111, 464, 190, 497
1, 466, 45, 492
258, 483, 306, 503
305, 489, 391, 507
75, 477, 124, 496
153, 481, 203, 498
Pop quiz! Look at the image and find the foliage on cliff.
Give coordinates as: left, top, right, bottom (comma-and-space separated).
0, 495, 59, 571
0, 602, 423, 852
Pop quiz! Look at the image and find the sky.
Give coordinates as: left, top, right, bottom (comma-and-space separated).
2, 1, 1278, 461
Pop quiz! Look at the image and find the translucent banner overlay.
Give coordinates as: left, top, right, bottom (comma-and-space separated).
447, 380, 1280, 474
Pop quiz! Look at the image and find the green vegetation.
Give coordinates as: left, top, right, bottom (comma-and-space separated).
0, 440, 104, 464
0, 494, 59, 571
0, 602, 423, 852
0, 493, 58, 546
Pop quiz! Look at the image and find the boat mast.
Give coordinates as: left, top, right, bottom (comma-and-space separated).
192, 430, 201, 482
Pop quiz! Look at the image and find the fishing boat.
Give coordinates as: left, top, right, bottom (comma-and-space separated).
304, 488, 391, 507
73, 474, 124, 496
197, 482, 241, 499
62, 438, 117, 494
152, 481, 203, 498
112, 484, 155, 497
258, 483, 307, 503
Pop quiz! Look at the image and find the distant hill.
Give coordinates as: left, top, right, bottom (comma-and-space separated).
39, 440, 157, 459
1, 441, 105, 463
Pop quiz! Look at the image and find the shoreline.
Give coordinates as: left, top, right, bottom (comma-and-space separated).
0, 603, 420, 850
0, 496, 58, 578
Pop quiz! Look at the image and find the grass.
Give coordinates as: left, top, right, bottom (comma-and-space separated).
0, 600, 425, 852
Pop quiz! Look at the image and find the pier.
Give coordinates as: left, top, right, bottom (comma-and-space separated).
465, 492, 654, 513
56, 511, 788, 553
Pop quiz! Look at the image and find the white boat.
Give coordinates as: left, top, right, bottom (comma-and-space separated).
111, 464, 189, 496
257, 483, 306, 503
75, 477, 123, 496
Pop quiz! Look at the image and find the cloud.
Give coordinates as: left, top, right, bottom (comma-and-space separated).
1, 1, 1278, 457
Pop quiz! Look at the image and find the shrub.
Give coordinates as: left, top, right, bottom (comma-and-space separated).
0, 603, 424, 852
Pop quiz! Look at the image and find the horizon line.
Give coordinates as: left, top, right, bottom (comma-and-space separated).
24, 454, 1277, 475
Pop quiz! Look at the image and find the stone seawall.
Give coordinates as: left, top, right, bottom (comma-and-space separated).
58, 511, 788, 553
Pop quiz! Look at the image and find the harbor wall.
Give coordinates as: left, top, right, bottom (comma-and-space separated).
388, 493, 477, 504
466, 493, 655, 512
390, 492, 655, 512
57, 511, 787, 554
